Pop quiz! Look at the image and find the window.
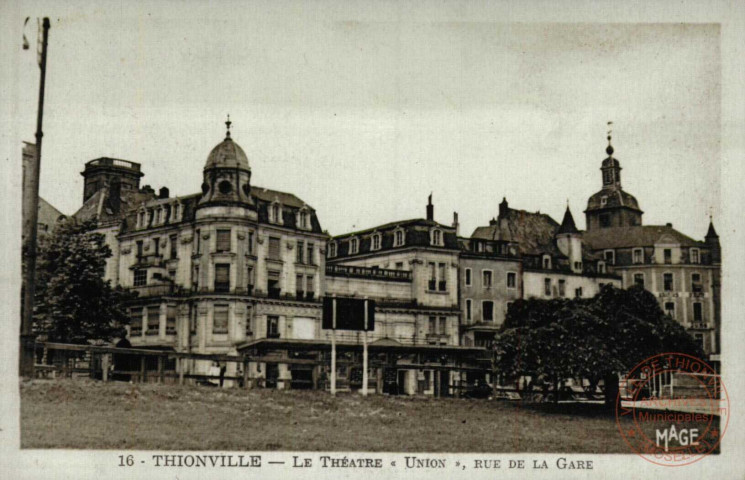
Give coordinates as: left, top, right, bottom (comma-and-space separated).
665, 302, 675, 318
599, 214, 611, 228
482, 301, 494, 322
482, 270, 493, 288
328, 242, 337, 258
542, 255, 551, 269
600, 195, 608, 206
245, 306, 253, 335
216, 229, 231, 252
428, 316, 436, 334
575, 287, 583, 298
603, 169, 612, 185
166, 306, 177, 335
507, 272, 516, 289
597, 261, 606, 274
134, 269, 147, 287
192, 265, 199, 289
268, 237, 280, 260
267, 316, 280, 338
439, 317, 447, 334
558, 279, 566, 297
213, 304, 229, 334
247, 231, 254, 254
633, 248, 643, 264
693, 302, 703, 323
246, 265, 254, 290
214, 264, 230, 292
465, 299, 472, 322
270, 203, 281, 224
634, 273, 645, 288
349, 238, 359, 254
153, 237, 160, 257
604, 250, 615, 265
298, 210, 309, 229
465, 268, 472, 286
694, 333, 704, 349
147, 305, 160, 335
136, 240, 144, 258
296, 274, 304, 299
173, 203, 180, 221
428, 262, 436, 290
395, 262, 404, 270
307, 242, 315, 265
438, 263, 446, 291
690, 248, 700, 264
544, 278, 551, 296
372, 234, 381, 251
296, 241, 304, 263
130, 308, 143, 335
664, 249, 672, 264
663, 273, 674, 291
306, 275, 314, 299
574, 261, 583, 271
431, 229, 442, 246
394, 229, 404, 247
196, 229, 202, 254
169, 234, 178, 259
692, 273, 702, 293
267, 270, 281, 298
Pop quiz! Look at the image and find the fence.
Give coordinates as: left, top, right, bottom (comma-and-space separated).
34, 342, 320, 389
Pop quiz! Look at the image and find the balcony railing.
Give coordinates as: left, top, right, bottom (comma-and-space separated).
134, 254, 165, 268
86, 157, 141, 171
126, 284, 179, 297
326, 264, 412, 282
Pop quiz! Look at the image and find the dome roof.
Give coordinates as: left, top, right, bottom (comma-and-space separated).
586, 187, 642, 213
205, 137, 250, 170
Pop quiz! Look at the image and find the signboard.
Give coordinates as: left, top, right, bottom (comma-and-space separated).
322, 297, 375, 331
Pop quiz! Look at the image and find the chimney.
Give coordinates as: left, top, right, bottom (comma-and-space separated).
499, 197, 509, 219
141, 185, 155, 195
426, 193, 434, 221
452, 212, 459, 236
159, 186, 170, 199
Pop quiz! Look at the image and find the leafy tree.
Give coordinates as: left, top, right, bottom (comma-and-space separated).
493, 285, 702, 406
33, 219, 133, 344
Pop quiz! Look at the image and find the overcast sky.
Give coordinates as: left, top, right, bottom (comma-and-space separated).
13, 2, 720, 239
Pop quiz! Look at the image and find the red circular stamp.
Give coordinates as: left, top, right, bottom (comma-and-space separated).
615, 352, 729, 466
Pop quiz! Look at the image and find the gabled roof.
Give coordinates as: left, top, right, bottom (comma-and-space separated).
583, 225, 705, 250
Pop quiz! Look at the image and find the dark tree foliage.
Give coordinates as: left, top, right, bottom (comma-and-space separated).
33, 219, 133, 344
493, 284, 703, 404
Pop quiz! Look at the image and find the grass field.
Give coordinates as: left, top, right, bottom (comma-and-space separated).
19, 379, 678, 452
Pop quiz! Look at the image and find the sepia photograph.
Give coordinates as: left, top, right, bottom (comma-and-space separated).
2, 1, 744, 479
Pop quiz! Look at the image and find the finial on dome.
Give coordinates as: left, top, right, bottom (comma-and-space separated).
606, 121, 614, 156
225, 114, 232, 139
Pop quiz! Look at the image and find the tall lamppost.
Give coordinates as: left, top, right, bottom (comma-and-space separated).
20, 17, 50, 378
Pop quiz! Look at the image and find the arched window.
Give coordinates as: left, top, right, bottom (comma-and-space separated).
431, 229, 442, 246
371, 233, 381, 250
349, 238, 359, 254
270, 201, 283, 224
393, 229, 405, 247
328, 242, 337, 258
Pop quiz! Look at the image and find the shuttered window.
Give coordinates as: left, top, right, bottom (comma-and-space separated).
268, 237, 280, 260
213, 304, 229, 334
166, 305, 177, 334
216, 229, 231, 252
147, 306, 160, 335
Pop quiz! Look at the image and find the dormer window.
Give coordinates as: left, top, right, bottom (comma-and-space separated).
371, 233, 382, 251
349, 237, 359, 255
270, 201, 283, 224
393, 229, 405, 247
604, 249, 615, 265
137, 208, 147, 229
690, 248, 700, 264
600, 196, 608, 207
172, 202, 181, 222
328, 242, 337, 258
542, 255, 551, 270
633, 248, 644, 264
597, 261, 606, 274
297, 206, 311, 230
431, 228, 443, 247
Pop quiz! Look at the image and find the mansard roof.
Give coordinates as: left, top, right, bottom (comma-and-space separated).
583, 225, 705, 250
330, 218, 459, 258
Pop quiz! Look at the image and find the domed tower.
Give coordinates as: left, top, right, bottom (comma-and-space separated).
197, 116, 255, 212
585, 132, 643, 231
